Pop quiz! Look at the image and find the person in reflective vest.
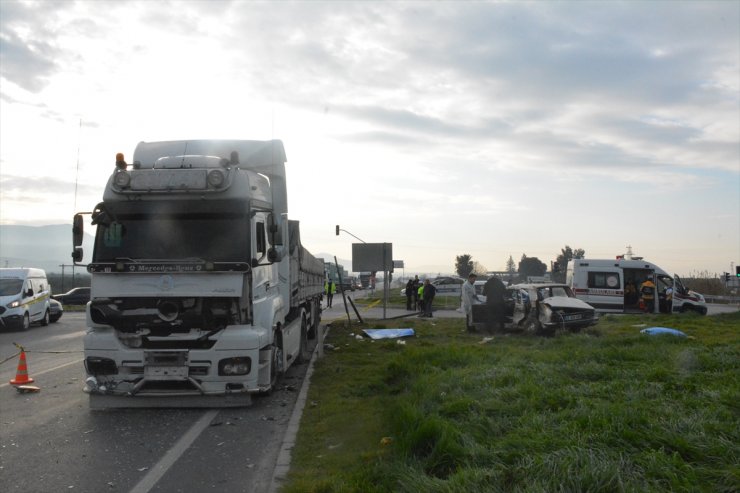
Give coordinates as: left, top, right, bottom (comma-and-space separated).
325, 280, 336, 308
640, 278, 656, 313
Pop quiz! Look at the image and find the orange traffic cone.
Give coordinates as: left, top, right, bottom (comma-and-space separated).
10, 349, 34, 385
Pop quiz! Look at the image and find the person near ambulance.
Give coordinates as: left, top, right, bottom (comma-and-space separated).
640, 278, 656, 313
461, 273, 481, 331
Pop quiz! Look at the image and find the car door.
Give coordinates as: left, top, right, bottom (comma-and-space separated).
26, 280, 41, 321
511, 288, 529, 326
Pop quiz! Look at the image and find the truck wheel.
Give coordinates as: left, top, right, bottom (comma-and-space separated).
41, 310, 49, 326
21, 313, 30, 331
296, 315, 310, 363
269, 346, 281, 390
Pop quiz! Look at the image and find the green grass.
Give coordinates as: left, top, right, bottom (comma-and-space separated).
284, 312, 740, 492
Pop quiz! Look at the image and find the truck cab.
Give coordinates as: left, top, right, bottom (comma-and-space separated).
74, 140, 323, 407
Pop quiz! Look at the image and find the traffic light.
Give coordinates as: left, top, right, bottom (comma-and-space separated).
335, 225, 340, 236
736, 265, 740, 277
724, 272, 730, 282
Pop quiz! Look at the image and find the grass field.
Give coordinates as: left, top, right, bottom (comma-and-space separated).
284, 311, 739, 493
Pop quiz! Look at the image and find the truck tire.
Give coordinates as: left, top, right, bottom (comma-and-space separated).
268, 346, 281, 392
296, 314, 310, 363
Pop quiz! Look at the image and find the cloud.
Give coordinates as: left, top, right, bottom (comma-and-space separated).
0, 1, 67, 93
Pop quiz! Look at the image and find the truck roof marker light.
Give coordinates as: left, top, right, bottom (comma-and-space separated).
113, 170, 131, 188
115, 153, 127, 170
207, 169, 225, 188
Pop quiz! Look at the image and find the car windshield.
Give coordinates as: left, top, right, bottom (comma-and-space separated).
0, 279, 23, 296
93, 212, 250, 263
537, 286, 573, 299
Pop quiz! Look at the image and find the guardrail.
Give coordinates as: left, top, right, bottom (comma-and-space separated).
704, 295, 740, 305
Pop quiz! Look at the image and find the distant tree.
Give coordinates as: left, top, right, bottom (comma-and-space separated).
552, 246, 586, 283
505, 255, 517, 283
518, 254, 547, 281
472, 261, 488, 276
455, 254, 474, 278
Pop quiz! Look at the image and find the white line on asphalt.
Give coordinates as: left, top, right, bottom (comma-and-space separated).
129, 409, 219, 493
0, 358, 84, 389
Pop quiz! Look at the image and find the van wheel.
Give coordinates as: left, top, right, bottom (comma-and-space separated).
21, 313, 30, 331
41, 310, 49, 326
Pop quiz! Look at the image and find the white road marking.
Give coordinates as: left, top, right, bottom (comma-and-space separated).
129, 409, 219, 493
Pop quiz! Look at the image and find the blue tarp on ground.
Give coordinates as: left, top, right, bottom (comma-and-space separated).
363, 328, 415, 340
640, 327, 688, 337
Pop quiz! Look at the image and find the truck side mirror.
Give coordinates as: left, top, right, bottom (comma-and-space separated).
73, 214, 84, 247
267, 213, 283, 246
72, 247, 83, 263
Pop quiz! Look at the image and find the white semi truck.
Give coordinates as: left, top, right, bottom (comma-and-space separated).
73, 140, 324, 407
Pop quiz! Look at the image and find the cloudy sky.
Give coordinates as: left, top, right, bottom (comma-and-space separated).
1, 0, 738, 276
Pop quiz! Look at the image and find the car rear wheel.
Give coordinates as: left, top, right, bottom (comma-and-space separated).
41, 310, 49, 326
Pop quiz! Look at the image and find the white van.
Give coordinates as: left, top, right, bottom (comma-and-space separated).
0, 268, 52, 330
566, 259, 707, 315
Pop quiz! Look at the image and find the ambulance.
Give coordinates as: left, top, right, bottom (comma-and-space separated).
566, 258, 707, 315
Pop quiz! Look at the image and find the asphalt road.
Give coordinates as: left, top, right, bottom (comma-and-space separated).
0, 313, 314, 493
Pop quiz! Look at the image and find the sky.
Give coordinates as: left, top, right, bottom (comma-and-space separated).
1, 0, 738, 277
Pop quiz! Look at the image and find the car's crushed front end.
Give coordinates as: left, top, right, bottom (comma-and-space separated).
538, 296, 598, 331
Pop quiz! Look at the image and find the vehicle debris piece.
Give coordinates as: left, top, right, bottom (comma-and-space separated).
362, 328, 415, 340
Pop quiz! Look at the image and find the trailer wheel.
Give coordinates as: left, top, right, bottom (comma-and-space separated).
308, 300, 320, 339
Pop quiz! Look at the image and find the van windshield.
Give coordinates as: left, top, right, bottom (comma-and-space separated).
0, 279, 23, 296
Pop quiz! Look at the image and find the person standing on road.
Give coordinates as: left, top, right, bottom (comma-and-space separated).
483, 276, 507, 332
411, 275, 420, 311
417, 281, 425, 312
461, 273, 481, 331
405, 278, 415, 310
325, 279, 336, 308
422, 278, 437, 317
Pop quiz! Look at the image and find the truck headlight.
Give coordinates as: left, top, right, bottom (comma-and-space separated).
7, 300, 20, 309
207, 170, 225, 188
219, 357, 251, 376
113, 170, 131, 188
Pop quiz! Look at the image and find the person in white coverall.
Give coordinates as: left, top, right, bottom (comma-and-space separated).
461, 273, 481, 332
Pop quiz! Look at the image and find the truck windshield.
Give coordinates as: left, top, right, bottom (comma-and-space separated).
93, 212, 250, 262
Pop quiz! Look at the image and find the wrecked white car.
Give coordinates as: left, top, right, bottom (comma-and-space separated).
472, 283, 598, 335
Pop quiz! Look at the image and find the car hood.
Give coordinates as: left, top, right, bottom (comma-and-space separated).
542, 296, 593, 310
